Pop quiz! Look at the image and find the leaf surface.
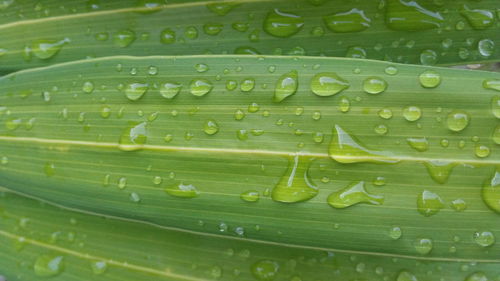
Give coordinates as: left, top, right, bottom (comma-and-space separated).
0, 55, 498, 262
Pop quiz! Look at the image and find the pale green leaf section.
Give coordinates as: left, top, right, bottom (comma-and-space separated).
0, 0, 499, 70
0, 55, 498, 262
1, 189, 499, 281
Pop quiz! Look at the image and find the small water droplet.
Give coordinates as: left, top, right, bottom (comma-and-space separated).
118, 121, 147, 151
248, 102, 260, 113
396, 270, 418, 281
160, 28, 176, 44
385, 66, 398, 75
274, 70, 298, 102
451, 198, 467, 211
465, 272, 489, 281
363, 77, 387, 94
389, 226, 402, 240
386, 0, 443, 31
424, 160, 456, 184
407, 137, 428, 152
484, 79, 500, 92
414, 237, 433, 255
203, 23, 223, 35
241, 190, 260, 202
32, 38, 68, 59
160, 82, 182, 99
240, 78, 255, 92
113, 29, 136, 47
90, 260, 107, 275
34, 254, 65, 277
204, 119, 219, 135
125, 82, 148, 101
460, 5, 495, 30
165, 183, 199, 198
419, 70, 441, 88
475, 145, 490, 158
478, 39, 495, 57
473, 231, 495, 247
129, 192, 141, 203
82, 81, 94, 94
251, 260, 279, 281
446, 110, 470, 132
338, 97, 350, 113
190, 79, 213, 96
44, 162, 55, 177
323, 8, 371, 33
417, 190, 443, 217
378, 108, 393, 119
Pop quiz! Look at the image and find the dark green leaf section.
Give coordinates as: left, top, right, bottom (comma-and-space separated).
0, 55, 498, 261
0, 0, 499, 71
1, 190, 499, 281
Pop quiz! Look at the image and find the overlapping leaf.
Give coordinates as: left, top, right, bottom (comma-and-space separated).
0, 55, 498, 266
0, 0, 499, 71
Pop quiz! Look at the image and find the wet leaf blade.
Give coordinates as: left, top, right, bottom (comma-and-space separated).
0, 55, 498, 262
0, 0, 499, 70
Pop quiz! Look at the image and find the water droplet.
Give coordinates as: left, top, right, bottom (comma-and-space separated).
82, 81, 94, 94
236, 129, 248, 141
478, 39, 495, 57
329, 125, 397, 163
327, 181, 384, 208
386, 0, 443, 31
465, 272, 489, 281
446, 110, 470, 132
397, 270, 418, 281
5, 117, 21, 130
310, 72, 349, 97
473, 231, 495, 247
346, 46, 367, 59
323, 8, 371, 33
484, 79, 500, 92
113, 29, 136, 47
204, 119, 219, 135
420, 49, 438, 65
363, 77, 387, 94
100, 105, 111, 118
234, 109, 245, 120
165, 183, 199, 198
312, 111, 321, 120
234, 46, 260, 55
248, 102, 260, 113
129, 192, 141, 203
160, 28, 176, 44
417, 190, 443, 217
160, 82, 182, 99
203, 23, 223, 35
272, 154, 318, 203
90, 260, 107, 275
373, 176, 386, 186
460, 6, 495, 30
273, 70, 298, 102
206, 2, 237, 15
195, 63, 209, 73
31, 39, 68, 59
190, 79, 213, 96
232, 22, 249, 32
184, 26, 198, 39
241, 190, 260, 202
385, 66, 398, 75
240, 78, 255, 92
338, 97, 350, 113
389, 226, 402, 240
34, 254, 65, 277
419, 70, 441, 88
118, 121, 147, 151
117, 177, 127, 189
312, 132, 324, 143
125, 82, 148, 101
251, 260, 279, 281
451, 198, 467, 211
414, 237, 433, 255
475, 145, 490, 158
407, 137, 428, 152
44, 162, 55, 177
263, 9, 304, 37
378, 108, 393, 119
374, 124, 388, 135
482, 171, 500, 213
423, 160, 456, 184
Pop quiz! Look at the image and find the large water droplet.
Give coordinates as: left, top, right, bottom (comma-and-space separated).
263, 9, 304, 37
310, 72, 349, 97
273, 70, 298, 102
482, 170, 500, 213
125, 82, 148, 101
113, 29, 136, 47
271, 154, 318, 203
165, 183, 199, 198
32, 39, 68, 59
118, 121, 147, 151
417, 190, 443, 217
460, 5, 495, 30
328, 125, 398, 163
327, 181, 384, 208
423, 160, 456, 184
190, 79, 213, 96
34, 254, 65, 277
386, 0, 443, 31
363, 77, 387, 94
251, 260, 279, 281
323, 8, 371, 33
446, 110, 470, 132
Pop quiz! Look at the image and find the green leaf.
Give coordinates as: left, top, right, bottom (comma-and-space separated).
1, 189, 499, 281
0, 55, 498, 263
0, 0, 499, 71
